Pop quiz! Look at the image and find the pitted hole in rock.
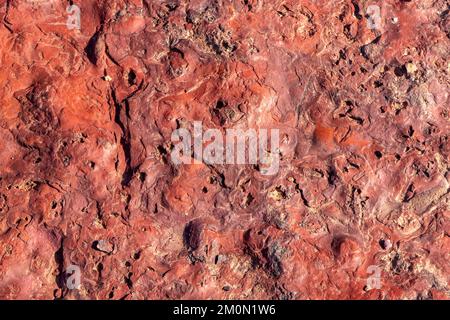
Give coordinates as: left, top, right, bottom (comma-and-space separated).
133, 251, 141, 260
374, 151, 383, 159
138, 172, 146, 182
394, 65, 407, 77
183, 220, 202, 251
128, 69, 137, 86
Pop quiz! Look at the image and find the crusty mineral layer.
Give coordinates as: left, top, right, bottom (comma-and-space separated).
0, 0, 449, 300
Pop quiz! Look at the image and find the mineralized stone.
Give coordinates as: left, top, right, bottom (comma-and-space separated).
0, 0, 448, 300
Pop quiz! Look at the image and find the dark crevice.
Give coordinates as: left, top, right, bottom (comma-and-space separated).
54, 238, 65, 300
110, 89, 133, 186
351, 0, 362, 20
85, 30, 101, 65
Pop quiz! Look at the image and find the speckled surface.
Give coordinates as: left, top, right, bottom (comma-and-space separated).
0, 0, 448, 300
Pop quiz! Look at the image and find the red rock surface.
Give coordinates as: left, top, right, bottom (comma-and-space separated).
0, 0, 449, 300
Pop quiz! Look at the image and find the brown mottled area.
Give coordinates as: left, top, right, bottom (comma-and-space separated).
0, 0, 449, 300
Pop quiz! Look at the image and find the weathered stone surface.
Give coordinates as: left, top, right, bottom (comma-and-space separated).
0, 0, 448, 299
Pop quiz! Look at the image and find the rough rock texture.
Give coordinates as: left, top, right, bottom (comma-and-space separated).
0, 0, 449, 300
